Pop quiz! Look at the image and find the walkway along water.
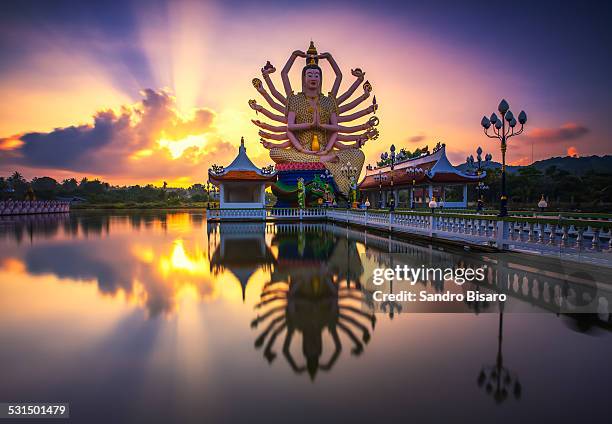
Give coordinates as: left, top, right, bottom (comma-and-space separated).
206, 208, 612, 267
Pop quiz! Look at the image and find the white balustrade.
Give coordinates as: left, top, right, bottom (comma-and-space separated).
205, 207, 612, 257
0, 200, 70, 216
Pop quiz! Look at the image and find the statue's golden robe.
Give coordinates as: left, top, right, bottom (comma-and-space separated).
270, 92, 364, 195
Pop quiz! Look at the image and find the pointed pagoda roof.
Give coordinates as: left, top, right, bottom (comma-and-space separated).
359, 143, 485, 189
209, 137, 277, 183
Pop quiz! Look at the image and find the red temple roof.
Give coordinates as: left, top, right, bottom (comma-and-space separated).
359, 144, 484, 190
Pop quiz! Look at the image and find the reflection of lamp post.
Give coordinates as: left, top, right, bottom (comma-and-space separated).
481, 100, 527, 217
538, 195, 548, 213
380, 280, 402, 319
380, 249, 401, 319
467, 147, 492, 212
477, 311, 522, 403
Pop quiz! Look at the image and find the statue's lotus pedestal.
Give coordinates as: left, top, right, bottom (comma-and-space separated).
272, 163, 341, 208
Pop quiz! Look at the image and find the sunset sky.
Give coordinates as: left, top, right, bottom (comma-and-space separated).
0, 0, 610, 187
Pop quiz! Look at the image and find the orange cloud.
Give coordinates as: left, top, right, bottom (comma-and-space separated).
0, 135, 24, 151
525, 122, 589, 143
0, 89, 238, 186
509, 156, 531, 166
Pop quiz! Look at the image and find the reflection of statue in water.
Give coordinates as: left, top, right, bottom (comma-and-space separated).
250, 227, 375, 379
477, 310, 522, 403
249, 42, 379, 202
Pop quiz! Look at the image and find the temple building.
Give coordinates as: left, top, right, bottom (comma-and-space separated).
208, 138, 277, 209
358, 143, 484, 209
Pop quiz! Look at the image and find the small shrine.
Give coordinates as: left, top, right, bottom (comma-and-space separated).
208, 138, 277, 209
359, 143, 485, 208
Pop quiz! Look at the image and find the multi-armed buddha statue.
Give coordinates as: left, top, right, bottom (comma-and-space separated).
249, 42, 379, 206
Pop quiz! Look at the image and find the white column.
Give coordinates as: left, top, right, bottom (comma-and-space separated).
462, 184, 468, 208
410, 187, 414, 208
428, 185, 433, 202
219, 184, 225, 208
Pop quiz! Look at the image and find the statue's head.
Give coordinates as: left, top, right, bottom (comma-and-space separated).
302, 41, 322, 92
302, 64, 322, 92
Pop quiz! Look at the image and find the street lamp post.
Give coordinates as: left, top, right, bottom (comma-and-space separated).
380, 144, 396, 210
467, 147, 492, 212
406, 167, 424, 210
374, 168, 387, 209
481, 99, 527, 217
378, 168, 383, 208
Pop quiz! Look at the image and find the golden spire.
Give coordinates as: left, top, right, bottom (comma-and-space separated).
307, 40, 318, 65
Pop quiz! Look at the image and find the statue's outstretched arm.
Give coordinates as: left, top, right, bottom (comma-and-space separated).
336, 69, 365, 105
259, 130, 288, 141
337, 134, 362, 141
337, 104, 376, 123
252, 119, 285, 133
260, 139, 291, 149
334, 140, 364, 150
281, 50, 306, 96
253, 79, 286, 113
261, 65, 287, 104
320, 121, 372, 134
319, 52, 342, 97
338, 90, 370, 114
249, 100, 287, 123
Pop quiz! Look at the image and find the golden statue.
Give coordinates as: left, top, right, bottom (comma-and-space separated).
249, 42, 379, 195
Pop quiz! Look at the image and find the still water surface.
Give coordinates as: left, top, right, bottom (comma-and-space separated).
0, 211, 610, 423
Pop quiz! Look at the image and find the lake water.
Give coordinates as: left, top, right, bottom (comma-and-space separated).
0, 211, 610, 423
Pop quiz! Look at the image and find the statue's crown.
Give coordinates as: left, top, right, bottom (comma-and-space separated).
307, 41, 318, 65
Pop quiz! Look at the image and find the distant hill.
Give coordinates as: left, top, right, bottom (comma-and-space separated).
456, 155, 612, 175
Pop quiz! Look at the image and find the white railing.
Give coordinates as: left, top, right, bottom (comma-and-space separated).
0, 200, 70, 215
206, 208, 266, 221
206, 207, 326, 221
206, 207, 612, 260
